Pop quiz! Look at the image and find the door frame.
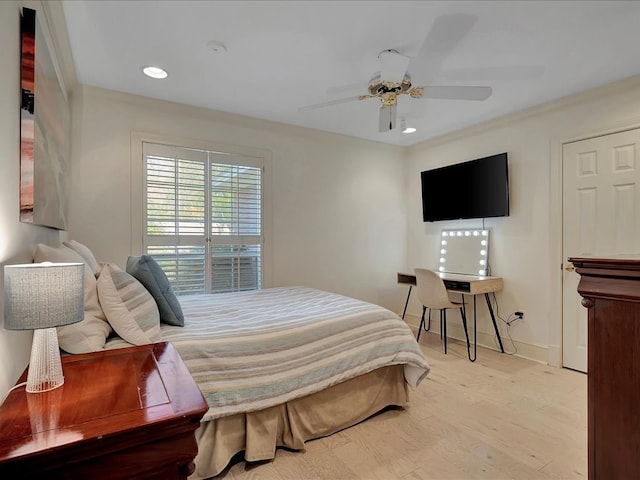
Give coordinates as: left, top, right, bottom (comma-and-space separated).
548, 120, 640, 368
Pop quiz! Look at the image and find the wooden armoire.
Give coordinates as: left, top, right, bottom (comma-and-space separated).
570, 256, 640, 480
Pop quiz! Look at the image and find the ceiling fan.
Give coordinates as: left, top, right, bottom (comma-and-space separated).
300, 48, 493, 133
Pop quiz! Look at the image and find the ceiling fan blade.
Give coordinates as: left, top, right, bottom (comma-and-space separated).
326, 81, 368, 96
378, 103, 397, 132
421, 14, 477, 55
441, 65, 546, 82
412, 13, 478, 83
418, 85, 492, 101
379, 50, 410, 84
298, 95, 366, 112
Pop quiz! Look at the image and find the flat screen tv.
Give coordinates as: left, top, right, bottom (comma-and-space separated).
421, 152, 509, 222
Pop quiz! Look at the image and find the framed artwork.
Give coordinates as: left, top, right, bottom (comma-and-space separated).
20, 6, 70, 230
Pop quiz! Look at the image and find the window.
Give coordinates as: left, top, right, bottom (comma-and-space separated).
141, 141, 265, 295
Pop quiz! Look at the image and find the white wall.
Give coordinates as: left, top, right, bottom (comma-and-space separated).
0, 1, 64, 400
405, 76, 640, 363
68, 85, 407, 310
5, 5, 639, 404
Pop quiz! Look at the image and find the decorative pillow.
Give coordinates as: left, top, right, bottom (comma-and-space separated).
97, 263, 162, 345
126, 255, 184, 327
57, 312, 113, 354
63, 240, 101, 277
34, 243, 112, 353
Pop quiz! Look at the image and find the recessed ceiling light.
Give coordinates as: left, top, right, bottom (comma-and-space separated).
142, 66, 168, 79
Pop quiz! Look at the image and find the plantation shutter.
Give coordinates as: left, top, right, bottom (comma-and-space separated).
142, 142, 263, 294
209, 155, 262, 292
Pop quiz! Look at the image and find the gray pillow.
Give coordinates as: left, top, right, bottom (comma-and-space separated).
126, 255, 184, 327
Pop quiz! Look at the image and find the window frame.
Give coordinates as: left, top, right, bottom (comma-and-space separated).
131, 132, 272, 292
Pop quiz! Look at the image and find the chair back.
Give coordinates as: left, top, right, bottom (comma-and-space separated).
414, 268, 458, 310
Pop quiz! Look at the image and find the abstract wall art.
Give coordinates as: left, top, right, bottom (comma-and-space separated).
20, 6, 70, 230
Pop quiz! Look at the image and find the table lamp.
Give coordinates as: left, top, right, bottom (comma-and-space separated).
4, 262, 84, 393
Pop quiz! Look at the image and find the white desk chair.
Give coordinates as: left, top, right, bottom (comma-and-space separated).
414, 268, 470, 355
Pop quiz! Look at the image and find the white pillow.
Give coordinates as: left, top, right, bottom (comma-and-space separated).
63, 240, 101, 277
97, 263, 162, 345
34, 243, 111, 353
57, 312, 113, 354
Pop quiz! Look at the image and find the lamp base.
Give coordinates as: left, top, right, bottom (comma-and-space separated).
26, 328, 64, 393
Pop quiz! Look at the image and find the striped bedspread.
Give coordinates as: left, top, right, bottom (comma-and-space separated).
106, 286, 431, 421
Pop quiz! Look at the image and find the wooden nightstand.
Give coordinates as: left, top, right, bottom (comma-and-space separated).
0, 342, 208, 479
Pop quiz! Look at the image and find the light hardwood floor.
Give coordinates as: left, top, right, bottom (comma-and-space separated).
216, 332, 587, 479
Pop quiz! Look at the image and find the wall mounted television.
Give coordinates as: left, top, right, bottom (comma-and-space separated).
421, 152, 509, 222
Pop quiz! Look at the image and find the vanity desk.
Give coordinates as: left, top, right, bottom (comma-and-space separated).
398, 271, 504, 361
399, 229, 505, 361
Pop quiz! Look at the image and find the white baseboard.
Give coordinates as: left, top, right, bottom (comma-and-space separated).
403, 313, 549, 365
546, 344, 561, 368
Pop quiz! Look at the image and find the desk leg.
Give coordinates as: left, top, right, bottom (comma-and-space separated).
466, 295, 478, 362
402, 286, 412, 320
461, 294, 476, 362
485, 293, 505, 353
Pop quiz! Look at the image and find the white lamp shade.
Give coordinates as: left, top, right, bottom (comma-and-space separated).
4, 262, 84, 330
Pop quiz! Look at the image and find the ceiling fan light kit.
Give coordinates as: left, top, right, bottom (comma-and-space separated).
365, 73, 414, 97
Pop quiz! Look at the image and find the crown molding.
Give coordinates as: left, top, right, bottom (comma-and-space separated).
76, 84, 405, 154
408, 74, 640, 153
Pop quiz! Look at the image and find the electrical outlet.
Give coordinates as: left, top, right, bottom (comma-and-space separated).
507, 311, 524, 325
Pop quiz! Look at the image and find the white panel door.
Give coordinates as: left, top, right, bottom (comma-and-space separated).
562, 128, 640, 372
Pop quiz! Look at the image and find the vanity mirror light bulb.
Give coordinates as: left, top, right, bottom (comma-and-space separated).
480, 259, 486, 266
479, 269, 486, 276
440, 249, 447, 254
482, 230, 488, 236
440, 257, 446, 263
457, 231, 463, 236
441, 240, 447, 245
480, 250, 486, 256
481, 240, 487, 246
439, 266, 445, 272
473, 231, 479, 236
442, 232, 448, 237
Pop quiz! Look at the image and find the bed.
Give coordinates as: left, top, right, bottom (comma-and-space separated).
34, 243, 431, 479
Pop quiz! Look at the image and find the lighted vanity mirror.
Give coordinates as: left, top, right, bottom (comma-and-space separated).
438, 229, 490, 276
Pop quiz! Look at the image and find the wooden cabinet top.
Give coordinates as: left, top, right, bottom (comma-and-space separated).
570, 255, 640, 272
0, 342, 208, 466
569, 256, 640, 303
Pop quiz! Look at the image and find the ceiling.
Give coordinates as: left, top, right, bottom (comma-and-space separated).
61, 0, 640, 147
